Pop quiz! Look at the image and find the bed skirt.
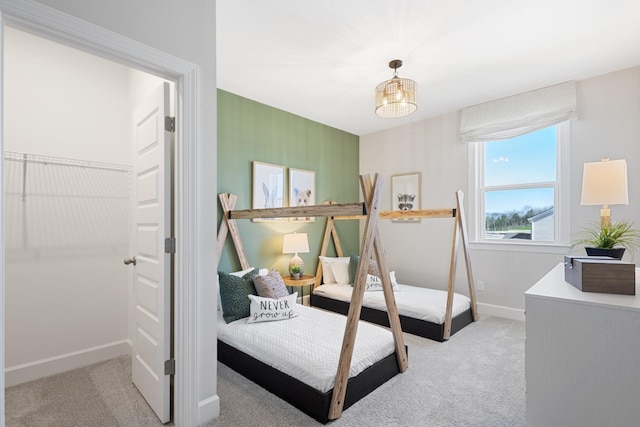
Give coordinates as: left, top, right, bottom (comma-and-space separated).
218, 339, 405, 423
310, 293, 473, 342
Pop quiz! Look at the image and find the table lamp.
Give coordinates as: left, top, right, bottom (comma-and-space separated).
282, 232, 309, 276
580, 158, 628, 226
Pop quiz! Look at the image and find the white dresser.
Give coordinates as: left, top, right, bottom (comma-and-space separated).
525, 263, 640, 427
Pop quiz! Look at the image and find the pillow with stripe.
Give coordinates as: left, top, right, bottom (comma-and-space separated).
253, 269, 289, 299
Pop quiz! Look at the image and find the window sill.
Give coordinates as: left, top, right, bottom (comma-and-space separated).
469, 241, 571, 254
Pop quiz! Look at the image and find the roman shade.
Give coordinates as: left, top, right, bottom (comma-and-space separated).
460, 81, 577, 143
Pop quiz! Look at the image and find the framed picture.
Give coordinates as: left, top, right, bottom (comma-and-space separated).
252, 161, 285, 222
288, 168, 316, 222
391, 172, 421, 222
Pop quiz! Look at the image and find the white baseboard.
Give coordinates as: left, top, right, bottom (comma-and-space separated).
477, 302, 525, 322
198, 394, 221, 425
5, 340, 131, 387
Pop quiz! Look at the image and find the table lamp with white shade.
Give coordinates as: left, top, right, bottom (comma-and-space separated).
580, 158, 628, 226
282, 232, 309, 277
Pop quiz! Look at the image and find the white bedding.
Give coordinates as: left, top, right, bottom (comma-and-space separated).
313, 283, 471, 324
217, 304, 395, 393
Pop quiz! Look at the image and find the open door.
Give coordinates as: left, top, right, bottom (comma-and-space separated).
130, 82, 172, 423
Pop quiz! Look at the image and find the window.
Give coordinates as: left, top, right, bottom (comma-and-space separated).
470, 122, 570, 248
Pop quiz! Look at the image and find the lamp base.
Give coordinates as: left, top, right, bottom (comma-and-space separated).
600, 206, 611, 226
289, 254, 304, 276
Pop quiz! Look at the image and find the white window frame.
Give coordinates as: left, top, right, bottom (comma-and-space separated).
468, 121, 571, 253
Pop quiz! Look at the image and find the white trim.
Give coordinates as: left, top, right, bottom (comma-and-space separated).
198, 395, 221, 425
468, 121, 571, 248
0, 11, 5, 424
470, 242, 570, 254
5, 340, 130, 387
0, 1, 207, 426
477, 302, 526, 322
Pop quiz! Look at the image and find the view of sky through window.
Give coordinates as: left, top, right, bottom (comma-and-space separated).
484, 126, 556, 214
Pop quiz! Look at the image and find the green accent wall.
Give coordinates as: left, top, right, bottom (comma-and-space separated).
217, 89, 360, 275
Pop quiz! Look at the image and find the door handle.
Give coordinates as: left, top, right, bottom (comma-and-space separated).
124, 256, 137, 266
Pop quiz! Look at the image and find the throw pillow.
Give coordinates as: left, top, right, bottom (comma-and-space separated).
247, 292, 298, 323
364, 271, 400, 292
253, 269, 289, 299
331, 262, 350, 285
319, 256, 349, 283
219, 269, 259, 323
348, 253, 380, 285
217, 267, 267, 311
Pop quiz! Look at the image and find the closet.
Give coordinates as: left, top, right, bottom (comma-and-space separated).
3, 26, 166, 387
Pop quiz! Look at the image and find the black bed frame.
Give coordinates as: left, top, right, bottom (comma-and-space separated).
310, 293, 473, 342
218, 339, 406, 424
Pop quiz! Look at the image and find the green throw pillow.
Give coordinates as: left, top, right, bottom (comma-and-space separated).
219, 269, 259, 323
348, 253, 380, 286
348, 253, 359, 284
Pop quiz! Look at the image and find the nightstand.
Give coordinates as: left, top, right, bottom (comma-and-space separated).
282, 274, 316, 306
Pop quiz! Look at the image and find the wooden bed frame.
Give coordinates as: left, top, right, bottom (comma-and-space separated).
217, 174, 408, 421
311, 190, 478, 342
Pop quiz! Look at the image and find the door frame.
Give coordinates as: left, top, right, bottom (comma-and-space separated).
0, 2, 207, 426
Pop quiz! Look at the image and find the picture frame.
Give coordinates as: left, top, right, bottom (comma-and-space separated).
391, 172, 421, 223
252, 161, 285, 222
288, 168, 316, 222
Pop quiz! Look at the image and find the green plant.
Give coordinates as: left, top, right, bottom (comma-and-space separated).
289, 265, 302, 275
572, 220, 640, 257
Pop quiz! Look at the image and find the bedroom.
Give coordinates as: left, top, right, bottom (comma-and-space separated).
216, 1, 640, 425
2, 1, 640, 426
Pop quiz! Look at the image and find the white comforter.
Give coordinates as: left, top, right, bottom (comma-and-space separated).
217, 305, 395, 393
313, 283, 471, 324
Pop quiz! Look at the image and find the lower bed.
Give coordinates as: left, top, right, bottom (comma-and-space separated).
217, 304, 404, 423
311, 283, 474, 342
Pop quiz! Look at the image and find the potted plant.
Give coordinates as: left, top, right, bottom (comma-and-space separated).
289, 264, 302, 280
572, 219, 640, 260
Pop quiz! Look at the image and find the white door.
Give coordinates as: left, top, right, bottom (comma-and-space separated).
131, 82, 172, 423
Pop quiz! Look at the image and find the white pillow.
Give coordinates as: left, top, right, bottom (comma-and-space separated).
229, 267, 268, 277
247, 292, 298, 323
319, 256, 349, 283
364, 271, 400, 292
331, 262, 350, 285
229, 267, 255, 277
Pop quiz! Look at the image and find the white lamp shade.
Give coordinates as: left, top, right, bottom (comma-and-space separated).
580, 159, 628, 206
282, 232, 309, 254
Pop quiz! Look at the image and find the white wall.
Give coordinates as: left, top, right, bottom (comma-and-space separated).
361, 66, 640, 318
4, 27, 131, 164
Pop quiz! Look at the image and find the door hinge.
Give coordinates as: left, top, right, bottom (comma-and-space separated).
164, 359, 175, 375
164, 116, 175, 133
165, 237, 176, 254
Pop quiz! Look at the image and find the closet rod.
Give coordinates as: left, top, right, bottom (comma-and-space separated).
3, 151, 131, 172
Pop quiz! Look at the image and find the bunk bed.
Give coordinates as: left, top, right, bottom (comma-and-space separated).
310, 190, 478, 342
216, 175, 408, 423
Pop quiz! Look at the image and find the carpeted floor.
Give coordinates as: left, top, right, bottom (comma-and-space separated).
6, 315, 525, 426
206, 315, 526, 427
5, 356, 165, 427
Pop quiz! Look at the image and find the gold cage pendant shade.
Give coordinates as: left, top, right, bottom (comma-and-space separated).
375, 59, 417, 118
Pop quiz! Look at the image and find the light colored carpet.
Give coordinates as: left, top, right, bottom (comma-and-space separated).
5, 355, 166, 427
206, 315, 526, 427
5, 315, 525, 426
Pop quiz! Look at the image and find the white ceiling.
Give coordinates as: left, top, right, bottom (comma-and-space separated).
216, 0, 640, 136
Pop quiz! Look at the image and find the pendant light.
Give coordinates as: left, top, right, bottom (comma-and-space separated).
375, 59, 417, 118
